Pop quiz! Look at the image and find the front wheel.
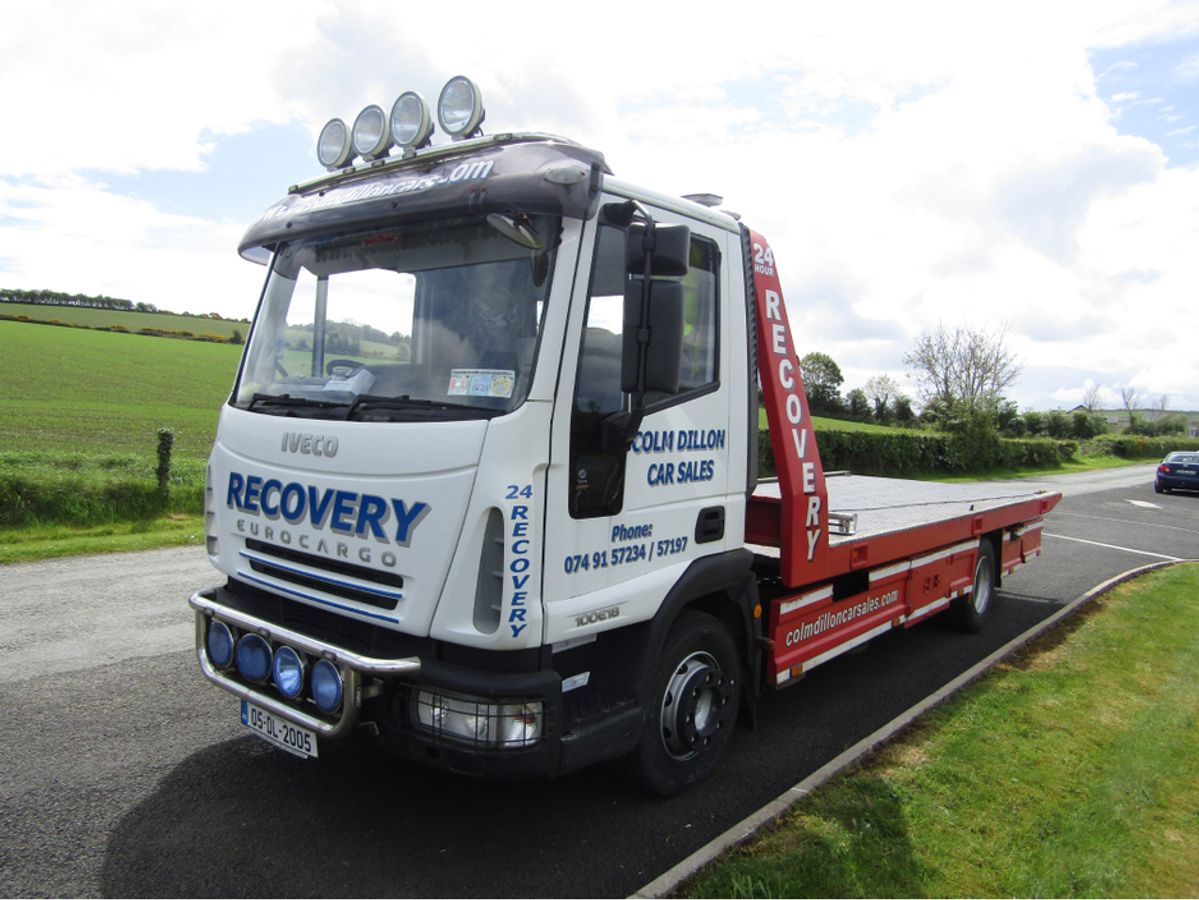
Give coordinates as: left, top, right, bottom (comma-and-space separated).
619, 611, 741, 796
947, 541, 997, 633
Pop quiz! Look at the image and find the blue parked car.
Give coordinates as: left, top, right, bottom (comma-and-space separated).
1155, 451, 1199, 493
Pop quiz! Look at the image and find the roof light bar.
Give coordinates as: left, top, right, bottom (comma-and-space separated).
437, 75, 485, 140
316, 76, 489, 169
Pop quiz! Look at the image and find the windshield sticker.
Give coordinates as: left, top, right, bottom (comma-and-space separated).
448, 369, 515, 398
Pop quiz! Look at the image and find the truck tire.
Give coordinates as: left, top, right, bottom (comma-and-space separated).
947, 541, 997, 633
619, 611, 740, 796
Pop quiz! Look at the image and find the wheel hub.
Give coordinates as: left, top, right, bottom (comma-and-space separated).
973, 554, 994, 615
659, 651, 735, 760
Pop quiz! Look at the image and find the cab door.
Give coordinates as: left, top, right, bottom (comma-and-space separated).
542, 198, 744, 645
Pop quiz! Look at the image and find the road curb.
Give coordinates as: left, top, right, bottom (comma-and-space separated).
629, 559, 1183, 899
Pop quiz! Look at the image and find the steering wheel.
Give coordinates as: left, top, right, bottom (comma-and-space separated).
326, 359, 363, 376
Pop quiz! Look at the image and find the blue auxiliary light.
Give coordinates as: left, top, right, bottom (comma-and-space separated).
272, 646, 306, 700
311, 659, 343, 714
235, 634, 272, 683
206, 620, 235, 669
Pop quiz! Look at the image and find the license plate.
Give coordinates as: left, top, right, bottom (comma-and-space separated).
241, 700, 318, 758
1176, 468, 1196, 476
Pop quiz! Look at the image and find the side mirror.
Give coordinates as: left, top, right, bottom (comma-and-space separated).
621, 280, 683, 395
620, 222, 689, 397
625, 223, 689, 276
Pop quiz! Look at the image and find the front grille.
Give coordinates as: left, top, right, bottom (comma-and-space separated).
241, 538, 403, 611
225, 578, 419, 657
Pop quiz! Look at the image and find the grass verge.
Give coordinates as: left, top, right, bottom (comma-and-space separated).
0, 514, 205, 564
683, 563, 1199, 899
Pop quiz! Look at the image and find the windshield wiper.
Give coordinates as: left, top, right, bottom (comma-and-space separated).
346, 394, 494, 418
249, 392, 495, 419
248, 392, 347, 411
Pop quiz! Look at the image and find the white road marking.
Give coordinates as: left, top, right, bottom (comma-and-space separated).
1124, 499, 1161, 509
1043, 532, 1185, 562
1050, 510, 1199, 536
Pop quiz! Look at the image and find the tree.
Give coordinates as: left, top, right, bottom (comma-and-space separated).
1080, 382, 1101, 412
1120, 386, 1141, 433
1045, 410, 1070, 438
1152, 394, 1169, 420
846, 387, 871, 421
998, 400, 1023, 436
864, 374, 900, 423
1071, 411, 1108, 439
799, 352, 844, 416
905, 323, 1021, 415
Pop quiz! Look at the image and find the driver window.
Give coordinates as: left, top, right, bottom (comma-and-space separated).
569, 222, 720, 518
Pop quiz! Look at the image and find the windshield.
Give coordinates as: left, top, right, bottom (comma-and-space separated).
234, 214, 561, 420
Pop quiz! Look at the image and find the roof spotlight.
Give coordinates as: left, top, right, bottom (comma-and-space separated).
437, 75, 485, 140
390, 91, 434, 154
352, 104, 394, 160
317, 118, 354, 170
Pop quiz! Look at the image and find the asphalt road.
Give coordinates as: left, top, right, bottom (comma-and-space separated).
1, 465, 1195, 898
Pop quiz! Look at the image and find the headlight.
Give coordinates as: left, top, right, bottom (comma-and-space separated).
413, 688, 542, 748
437, 75, 485, 140
352, 104, 393, 160
390, 91, 433, 153
317, 118, 353, 170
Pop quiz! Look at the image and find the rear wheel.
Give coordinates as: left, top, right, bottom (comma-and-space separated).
947, 541, 997, 633
619, 611, 740, 796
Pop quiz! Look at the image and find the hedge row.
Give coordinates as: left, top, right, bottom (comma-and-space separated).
1084, 433, 1199, 459
759, 427, 1076, 478
0, 456, 205, 528
0, 314, 242, 344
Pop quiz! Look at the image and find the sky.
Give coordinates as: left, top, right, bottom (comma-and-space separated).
2, 0, 1198, 413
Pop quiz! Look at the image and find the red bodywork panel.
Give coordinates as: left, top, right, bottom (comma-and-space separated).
765, 517, 1053, 688
748, 229, 829, 586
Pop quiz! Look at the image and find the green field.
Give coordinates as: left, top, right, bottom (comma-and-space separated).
1, 302, 249, 339
0, 319, 240, 459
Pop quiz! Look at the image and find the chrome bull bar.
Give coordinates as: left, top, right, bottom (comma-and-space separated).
190, 588, 422, 738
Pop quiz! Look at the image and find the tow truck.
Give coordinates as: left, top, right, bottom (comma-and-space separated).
190, 76, 1060, 794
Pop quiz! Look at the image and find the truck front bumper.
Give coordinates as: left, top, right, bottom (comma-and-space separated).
191, 588, 421, 739
191, 586, 630, 778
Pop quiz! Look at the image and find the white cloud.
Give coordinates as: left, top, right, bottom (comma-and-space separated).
0, 175, 262, 316
2, 0, 1199, 410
